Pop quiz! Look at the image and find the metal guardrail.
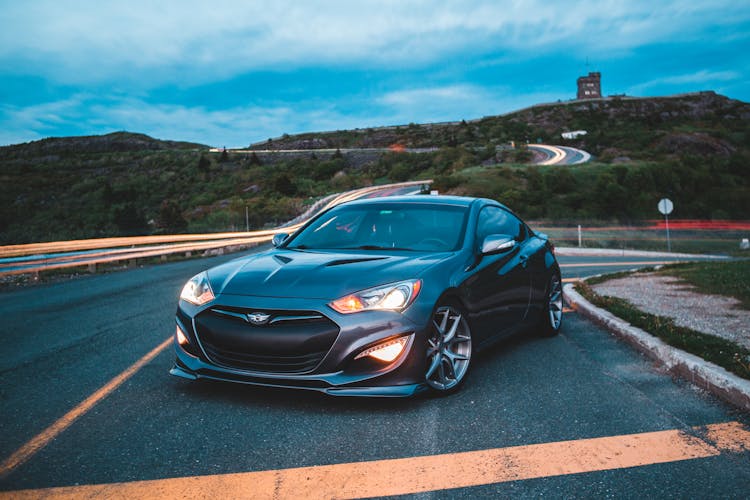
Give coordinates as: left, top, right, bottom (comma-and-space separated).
0, 181, 431, 277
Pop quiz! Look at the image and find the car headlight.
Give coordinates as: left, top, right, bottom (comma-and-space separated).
180, 271, 215, 306
329, 279, 422, 314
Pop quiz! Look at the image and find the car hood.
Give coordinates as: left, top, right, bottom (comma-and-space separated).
209, 248, 453, 300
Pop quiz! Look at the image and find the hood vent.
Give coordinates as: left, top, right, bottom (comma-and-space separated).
325, 257, 387, 267
273, 255, 293, 265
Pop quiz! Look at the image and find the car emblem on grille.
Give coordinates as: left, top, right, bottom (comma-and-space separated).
246, 312, 271, 325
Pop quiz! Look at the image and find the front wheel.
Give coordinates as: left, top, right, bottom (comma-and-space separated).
539, 271, 563, 337
425, 304, 472, 394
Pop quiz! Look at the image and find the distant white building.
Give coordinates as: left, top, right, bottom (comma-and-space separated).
562, 130, 588, 140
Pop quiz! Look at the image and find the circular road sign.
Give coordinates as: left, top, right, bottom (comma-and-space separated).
658, 198, 674, 215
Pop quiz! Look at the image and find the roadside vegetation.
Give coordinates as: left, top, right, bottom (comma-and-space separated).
1, 92, 748, 245
575, 279, 750, 380
658, 260, 750, 310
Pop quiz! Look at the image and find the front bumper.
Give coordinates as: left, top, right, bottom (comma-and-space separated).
170, 295, 430, 397
169, 361, 425, 397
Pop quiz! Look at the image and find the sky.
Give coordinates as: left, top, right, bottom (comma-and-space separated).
1, 1, 749, 147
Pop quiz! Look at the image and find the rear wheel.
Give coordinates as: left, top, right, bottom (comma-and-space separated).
425, 304, 472, 394
539, 271, 563, 337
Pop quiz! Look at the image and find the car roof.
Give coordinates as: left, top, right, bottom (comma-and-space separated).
343, 194, 488, 208
342, 195, 513, 213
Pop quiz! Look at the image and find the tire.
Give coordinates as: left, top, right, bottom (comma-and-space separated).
539, 270, 563, 337
425, 303, 473, 394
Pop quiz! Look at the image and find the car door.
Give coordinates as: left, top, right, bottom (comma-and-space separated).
461, 206, 533, 345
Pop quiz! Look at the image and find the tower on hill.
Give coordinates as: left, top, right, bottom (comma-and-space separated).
577, 72, 601, 99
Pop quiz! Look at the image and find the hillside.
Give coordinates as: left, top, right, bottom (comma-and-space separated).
1, 94, 749, 245
254, 91, 749, 161
0, 131, 205, 158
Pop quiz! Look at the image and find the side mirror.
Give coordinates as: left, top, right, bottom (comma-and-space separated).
481, 234, 516, 255
272, 233, 289, 247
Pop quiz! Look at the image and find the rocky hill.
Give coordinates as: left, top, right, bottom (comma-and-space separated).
0, 131, 206, 159
252, 91, 749, 161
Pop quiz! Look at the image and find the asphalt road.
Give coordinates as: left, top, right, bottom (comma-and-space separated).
1, 248, 748, 497
556, 145, 591, 165
527, 144, 591, 165
555, 252, 718, 279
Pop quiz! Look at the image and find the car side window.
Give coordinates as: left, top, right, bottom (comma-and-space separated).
476, 206, 525, 243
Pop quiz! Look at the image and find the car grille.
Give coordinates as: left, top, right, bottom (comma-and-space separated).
194, 307, 339, 374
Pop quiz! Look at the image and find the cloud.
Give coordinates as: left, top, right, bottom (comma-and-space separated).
2, 0, 748, 88
0, 95, 284, 147
0, 95, 90, 145
0, 94, 397, 147
377, 85, 563, 124
2, 1, 748, 146
378, 85, 488, 121
0, 83, 568, 147
628, 70, 742, 95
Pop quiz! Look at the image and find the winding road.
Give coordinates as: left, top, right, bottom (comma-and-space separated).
528, 144, 592, 165
215, 144, 592, 166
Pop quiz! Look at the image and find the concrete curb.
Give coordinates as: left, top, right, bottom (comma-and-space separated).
564, 283, 750, 412
556, 247, 728, 259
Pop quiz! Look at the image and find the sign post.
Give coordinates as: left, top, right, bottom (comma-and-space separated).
657, 198, 674, 252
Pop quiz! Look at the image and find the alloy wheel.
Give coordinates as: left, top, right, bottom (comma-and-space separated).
425, 305, 472, 391
548, 274, 563, 332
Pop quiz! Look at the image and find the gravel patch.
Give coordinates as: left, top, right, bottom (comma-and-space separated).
592, 273, 750, 350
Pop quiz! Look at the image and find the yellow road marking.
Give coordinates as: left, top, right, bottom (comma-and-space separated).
0, 336, 172, 477
3, 422, 749, 499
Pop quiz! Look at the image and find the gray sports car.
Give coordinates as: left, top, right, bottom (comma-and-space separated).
170, 195, 562, 396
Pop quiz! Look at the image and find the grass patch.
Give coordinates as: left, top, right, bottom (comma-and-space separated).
575, 280, 750, 380
658, 260, 750, 310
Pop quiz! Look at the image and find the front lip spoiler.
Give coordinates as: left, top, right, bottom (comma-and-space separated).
170, 365, 198, 380
169, 364, 425, 398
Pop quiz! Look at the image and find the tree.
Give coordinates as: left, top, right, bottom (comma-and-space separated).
198, 154, 211, 179
156, 199, 187, 233
273, 173, 297, 196
481, 143, 497, 162
101, 181, 114, 205
514, 148, 533, 163
389, 162, 411, 182
113, 202, 148, 235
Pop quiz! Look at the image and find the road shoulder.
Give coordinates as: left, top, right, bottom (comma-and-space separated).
564, 282, 750, 412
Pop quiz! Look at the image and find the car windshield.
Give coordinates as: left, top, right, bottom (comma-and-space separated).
286, 202, 468, 252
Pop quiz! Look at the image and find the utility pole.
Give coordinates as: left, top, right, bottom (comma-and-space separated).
245, 205, 249, 232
